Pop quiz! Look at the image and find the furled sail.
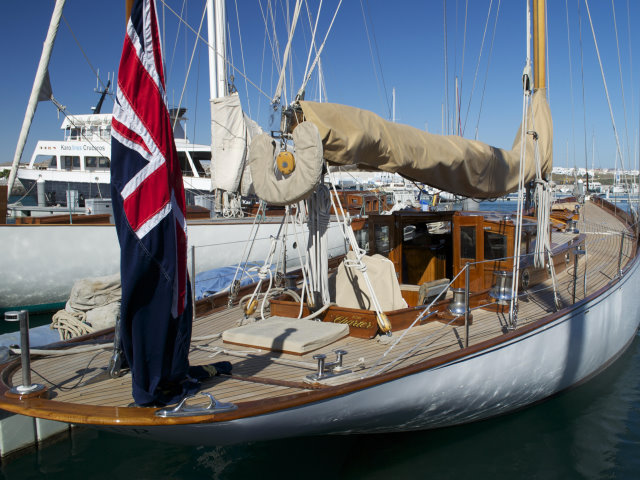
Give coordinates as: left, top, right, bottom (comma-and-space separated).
299, 89, 552, 198
211, 92, 262, 192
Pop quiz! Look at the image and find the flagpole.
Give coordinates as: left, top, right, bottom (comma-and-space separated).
6, 0, 66, 200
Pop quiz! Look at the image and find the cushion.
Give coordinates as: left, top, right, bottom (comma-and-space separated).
222, 316, 349, 355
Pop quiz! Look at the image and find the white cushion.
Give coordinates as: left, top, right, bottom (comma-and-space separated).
222, 316, 348, 355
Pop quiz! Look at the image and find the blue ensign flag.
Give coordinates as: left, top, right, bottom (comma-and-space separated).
110, 0, 196, 406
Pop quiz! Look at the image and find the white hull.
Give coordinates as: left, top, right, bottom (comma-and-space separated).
0, 220, 348, 311
108, 255, 640, 445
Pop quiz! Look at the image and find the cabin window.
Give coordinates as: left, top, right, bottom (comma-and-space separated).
188, 151, 210, 175
177, 151, 191, 176
403, 223, 430, 246
62, 156, 81, 170
460, 226, 476, 260
33, 154, 57, 170
66, 128, 81, 140
355, 228, 369, 252
374, 225, 390, 256
484, 231, 507, 260
86, 156, 110, 171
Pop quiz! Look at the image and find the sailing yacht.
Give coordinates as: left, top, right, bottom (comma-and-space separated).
0, 0, 638, 448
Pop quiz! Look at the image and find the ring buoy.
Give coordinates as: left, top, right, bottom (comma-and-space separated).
249, 121, 323, 206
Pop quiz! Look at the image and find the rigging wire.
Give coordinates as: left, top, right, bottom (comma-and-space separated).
296, 0, 342, 101
443, 0, 449, 134
158, 0, 272, 102
473, 0, 501, 140
257, 0, 282, 74
171, 1, 207, 131
167, 0, 187, 86
459, 0, 469, 123
611, 0, 632, 182
565, 0, 577, 171
626, 0, 638, 183
300, 0, 323, 97
577, 0, 590, 194
584, 0, 632, 198
272, 0, 302, 105
359, 0, 391, 119
190, 40, 201, 148
303, 0, 329, 102
508, 0, 532, 328
461, 0, 494, 137
233, 0, 252, 117
61, 15, 112, 101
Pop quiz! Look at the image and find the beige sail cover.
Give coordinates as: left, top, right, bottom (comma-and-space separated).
300, 89, 552, 198
211, 92, 259, 192
248, 121, 324, 206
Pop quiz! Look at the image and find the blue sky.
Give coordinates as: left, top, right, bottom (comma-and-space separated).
1, 0, 638, 171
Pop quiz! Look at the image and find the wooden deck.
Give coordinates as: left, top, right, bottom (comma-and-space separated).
6, 199, 637, 414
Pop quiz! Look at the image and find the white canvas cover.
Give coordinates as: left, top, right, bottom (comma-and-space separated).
211, 92, 260, 192
239, 114, 263, 196
334, 252, 408, 311
299, 89, 552, 198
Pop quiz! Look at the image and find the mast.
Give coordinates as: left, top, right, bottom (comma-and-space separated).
6, 0, 66, 200
206, 0, 218, 99
207, 0, 227, 99
125, 0, 134, 22
214, 0, 227, 97
533, 0, 546, 91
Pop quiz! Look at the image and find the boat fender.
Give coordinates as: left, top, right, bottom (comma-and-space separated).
249, 121, 323, 206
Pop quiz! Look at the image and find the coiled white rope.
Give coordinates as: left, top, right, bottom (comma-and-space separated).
51, 311, 94, 341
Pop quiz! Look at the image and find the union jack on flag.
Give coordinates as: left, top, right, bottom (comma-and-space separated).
110, 0, 194, 406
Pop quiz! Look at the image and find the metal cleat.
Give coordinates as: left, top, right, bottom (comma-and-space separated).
306, 350, 351, 381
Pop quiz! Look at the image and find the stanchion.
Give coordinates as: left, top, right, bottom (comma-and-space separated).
4, 310, 45, 395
